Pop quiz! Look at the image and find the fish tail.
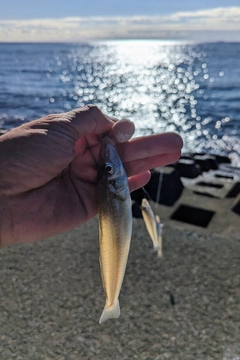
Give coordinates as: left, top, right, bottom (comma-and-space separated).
99, 300, 121, 324
157, 246, 163, 258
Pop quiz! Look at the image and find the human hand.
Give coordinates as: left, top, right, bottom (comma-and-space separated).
0, 105, 183, 247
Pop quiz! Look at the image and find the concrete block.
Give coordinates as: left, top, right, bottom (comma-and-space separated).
131, 166, 184, 207
145, 166, 184, 206
194, 155, 218, 171
171, 204, 215, 228
174, 159, 202, 178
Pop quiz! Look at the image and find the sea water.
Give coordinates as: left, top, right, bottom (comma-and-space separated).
0, 40, 240, 164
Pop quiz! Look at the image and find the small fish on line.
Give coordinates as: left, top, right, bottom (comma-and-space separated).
97, 135, 132, 324
141, 197, 163, 257
141, 198, 158, 251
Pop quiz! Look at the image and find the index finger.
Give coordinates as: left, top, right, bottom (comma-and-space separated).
117, 132, 183, 163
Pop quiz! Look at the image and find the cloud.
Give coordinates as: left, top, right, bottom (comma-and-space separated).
0, 7, 240, 42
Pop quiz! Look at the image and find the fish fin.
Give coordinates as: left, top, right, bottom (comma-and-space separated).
99, 300, 121, 324
157, 248, 163, 258
153, 244, 159, 251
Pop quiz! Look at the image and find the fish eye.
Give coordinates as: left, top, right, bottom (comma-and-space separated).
105, 163, 114, 174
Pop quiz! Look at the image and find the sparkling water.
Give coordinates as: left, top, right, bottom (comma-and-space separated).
0, 40, 240, 164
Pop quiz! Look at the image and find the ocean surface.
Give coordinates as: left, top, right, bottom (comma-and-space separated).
0, 40, 240, 165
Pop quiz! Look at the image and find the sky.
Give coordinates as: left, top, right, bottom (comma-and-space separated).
0, 0, 240, 42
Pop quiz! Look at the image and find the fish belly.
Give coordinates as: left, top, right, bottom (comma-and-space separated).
98, 197, 132, 324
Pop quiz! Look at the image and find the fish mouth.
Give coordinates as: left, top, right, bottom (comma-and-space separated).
100, 133, 116, 146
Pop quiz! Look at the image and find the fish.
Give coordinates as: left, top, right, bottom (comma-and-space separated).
141, 198, 158, 251
97, 135, 132, 324
155, 215, 163, 258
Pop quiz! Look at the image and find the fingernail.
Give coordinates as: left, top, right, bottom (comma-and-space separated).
116, 131, 132, 143
113, 119, 135, 143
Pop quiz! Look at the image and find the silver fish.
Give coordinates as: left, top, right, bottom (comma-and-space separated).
97, 135, 132, 324
141, 198, 158, 251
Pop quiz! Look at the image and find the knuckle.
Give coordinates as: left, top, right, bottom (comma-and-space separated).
85, 104, 101, 114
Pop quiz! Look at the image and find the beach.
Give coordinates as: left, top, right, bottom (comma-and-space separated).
0, 213, 239, 359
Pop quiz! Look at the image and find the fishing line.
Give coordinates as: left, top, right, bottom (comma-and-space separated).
156, 169, 163, 205
142, 168, 163, 205
142, 186, 153, 201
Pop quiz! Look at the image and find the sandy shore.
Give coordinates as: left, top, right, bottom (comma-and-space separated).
0, 215, 239, 360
